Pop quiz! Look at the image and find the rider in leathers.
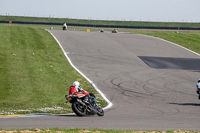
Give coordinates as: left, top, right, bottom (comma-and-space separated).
69, 81, 89, 98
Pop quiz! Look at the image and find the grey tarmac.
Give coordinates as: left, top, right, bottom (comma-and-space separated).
1, 31, 200, 130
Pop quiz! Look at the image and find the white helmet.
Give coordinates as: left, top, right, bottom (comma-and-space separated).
73, 81, 80, 91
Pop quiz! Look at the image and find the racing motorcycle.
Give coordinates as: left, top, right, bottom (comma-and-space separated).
65, 92, 104, 117
63, 26, 67, 30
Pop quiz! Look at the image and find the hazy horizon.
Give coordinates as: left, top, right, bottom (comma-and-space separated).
1, 0, 200, 22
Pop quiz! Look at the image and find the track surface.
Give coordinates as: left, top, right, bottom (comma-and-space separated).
1, 31, 200, 130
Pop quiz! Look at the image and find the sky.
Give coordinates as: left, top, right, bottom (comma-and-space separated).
0, 0, 200, 22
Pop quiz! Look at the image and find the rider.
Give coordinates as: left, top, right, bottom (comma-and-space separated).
63, 23, 67, 30
69, 81, 89, 98
196, 79, 200, 100
100, 29, 104, 32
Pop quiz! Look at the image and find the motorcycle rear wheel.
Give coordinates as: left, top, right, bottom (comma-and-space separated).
72, 102, 86, 116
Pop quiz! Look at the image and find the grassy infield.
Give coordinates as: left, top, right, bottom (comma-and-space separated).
0, 24, 107, 114
0, 16, 200, 132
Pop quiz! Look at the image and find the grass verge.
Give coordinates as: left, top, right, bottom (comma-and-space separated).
0, 24, 106, 114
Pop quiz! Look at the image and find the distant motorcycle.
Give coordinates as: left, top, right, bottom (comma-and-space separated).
63, 23, 67, 30
65, 92, 104, 117
112, 29, 118, 33
63, 26, 67, 30
99, 29, 104, 33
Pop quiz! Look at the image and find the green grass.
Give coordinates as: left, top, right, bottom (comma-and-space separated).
0, 25, 106, 114
1, 15, 200, 28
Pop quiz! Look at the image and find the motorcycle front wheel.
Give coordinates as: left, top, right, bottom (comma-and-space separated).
96, 106, 104, 116
72, 102, 86, 116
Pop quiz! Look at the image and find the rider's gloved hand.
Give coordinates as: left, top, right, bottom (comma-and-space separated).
89, 92, 95, 98
79, 87, 87, 93
79, 87, 83, 91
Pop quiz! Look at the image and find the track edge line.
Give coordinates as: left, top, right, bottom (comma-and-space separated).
137, 34, 200, 57
48, 30, 112, 110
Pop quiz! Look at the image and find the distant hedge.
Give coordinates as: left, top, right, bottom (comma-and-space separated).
1, 15, 200, 30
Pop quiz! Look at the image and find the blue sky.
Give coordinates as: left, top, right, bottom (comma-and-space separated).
0, 0, 200, 22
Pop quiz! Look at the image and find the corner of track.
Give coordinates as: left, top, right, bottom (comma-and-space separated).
47, 30, 113, 110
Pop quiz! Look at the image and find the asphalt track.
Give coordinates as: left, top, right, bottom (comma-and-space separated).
1, 31, 200, 130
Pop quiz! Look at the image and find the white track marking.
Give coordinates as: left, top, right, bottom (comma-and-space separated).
48, 31, 113, 110
138, 34, 200, 57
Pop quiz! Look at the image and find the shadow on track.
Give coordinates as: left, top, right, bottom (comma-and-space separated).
55, 114, 100, 117
169, 103, 200, 106
55, 114, 77, 117
139, 56, 200, 71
